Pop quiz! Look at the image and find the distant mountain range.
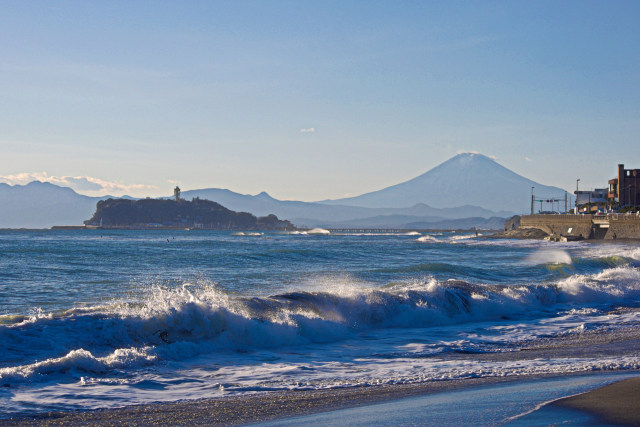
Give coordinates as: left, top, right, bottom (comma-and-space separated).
177, 188, 509, 228
0, 182, 102, 229
0, 153, 569, 229
0, 182, 135, 229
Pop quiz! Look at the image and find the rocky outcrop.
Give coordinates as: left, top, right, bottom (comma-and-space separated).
504, 215, 521, 231
485, 228, 549, 239
485, 215, 547, 239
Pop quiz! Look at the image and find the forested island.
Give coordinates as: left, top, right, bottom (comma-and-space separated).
83, 198, 295, 230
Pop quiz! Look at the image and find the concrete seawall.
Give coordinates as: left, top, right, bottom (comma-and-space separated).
607, 215, 640, 239
520, 214, 640, 240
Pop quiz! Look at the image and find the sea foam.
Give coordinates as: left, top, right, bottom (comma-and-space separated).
525, 249, 573, 266
306, 228, 331, 235
416, 235, 438, 243
2, 264, 640, 386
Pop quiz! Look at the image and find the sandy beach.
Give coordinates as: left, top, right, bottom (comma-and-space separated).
1, 372, 637, 426
0, 377, 518, 426
553, 376, 640, 426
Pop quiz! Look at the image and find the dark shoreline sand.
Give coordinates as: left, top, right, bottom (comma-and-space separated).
1, 377, 521, 426
3, 373, 638, 427
553, 376, 640, 426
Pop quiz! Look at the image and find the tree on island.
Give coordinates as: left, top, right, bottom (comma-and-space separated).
174, 186, 181, 202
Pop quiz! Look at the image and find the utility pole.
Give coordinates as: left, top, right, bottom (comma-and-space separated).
575, 179, 580, 214
564, 192, 567, 214
531, 187, 534, 215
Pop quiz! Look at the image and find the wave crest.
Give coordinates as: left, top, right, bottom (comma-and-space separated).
2, 266, 640, 385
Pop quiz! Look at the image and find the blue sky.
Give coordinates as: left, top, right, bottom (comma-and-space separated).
1, 1, 638, 199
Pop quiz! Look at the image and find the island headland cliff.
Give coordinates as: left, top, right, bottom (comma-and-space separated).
83, 197, 295, 231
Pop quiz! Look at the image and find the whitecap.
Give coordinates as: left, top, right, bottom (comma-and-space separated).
306, 228, 330, 235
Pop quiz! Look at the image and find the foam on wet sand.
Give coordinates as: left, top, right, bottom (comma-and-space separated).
3, 373, 640, 426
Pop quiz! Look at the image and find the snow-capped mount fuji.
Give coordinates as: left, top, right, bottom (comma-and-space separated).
1, 153, 565, 229
320, 153, 568, 213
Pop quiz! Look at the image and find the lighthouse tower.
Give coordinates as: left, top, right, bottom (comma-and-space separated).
174, 186, 181, 202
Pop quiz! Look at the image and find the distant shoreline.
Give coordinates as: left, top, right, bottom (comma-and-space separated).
44, 226, 502, 232
5, 228, 640, 243
50, 225, 193, 230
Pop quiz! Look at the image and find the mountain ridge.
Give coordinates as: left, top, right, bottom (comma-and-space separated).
178, 187, 509, 224
1, 153, 566, 228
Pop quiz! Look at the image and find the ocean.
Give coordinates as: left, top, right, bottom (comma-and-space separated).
1, 229, 640, 418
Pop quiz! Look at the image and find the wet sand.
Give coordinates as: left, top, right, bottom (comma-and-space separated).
553, 376, 640, 426
4, 373, 640, 427
0, 376, 534, 426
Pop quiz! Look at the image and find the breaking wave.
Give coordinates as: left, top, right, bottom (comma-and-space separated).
233, 232, 263, 237
306, 228, 331, 235
286, 228, 331, 236
416, 235, 439, 243
525, 249, 573, 266
2, 264, 640, 386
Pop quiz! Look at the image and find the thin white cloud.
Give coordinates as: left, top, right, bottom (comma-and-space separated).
525, 157, 532, 162
0, 172, 157, 196
300, 128, 315, 133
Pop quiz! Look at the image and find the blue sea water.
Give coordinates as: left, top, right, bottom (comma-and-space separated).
1, 229, 640, 418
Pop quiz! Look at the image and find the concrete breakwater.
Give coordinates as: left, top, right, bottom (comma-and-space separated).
518, 214, 640, 240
